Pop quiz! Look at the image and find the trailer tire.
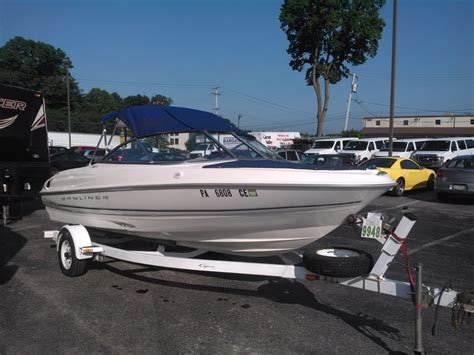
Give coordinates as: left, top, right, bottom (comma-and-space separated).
58, 229, 88, 277
303, 247, 373, 277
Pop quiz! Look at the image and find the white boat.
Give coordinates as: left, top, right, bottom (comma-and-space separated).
41, 106, 395, 256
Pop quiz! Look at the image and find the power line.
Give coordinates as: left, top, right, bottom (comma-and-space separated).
221, 86, 316, 116
244, 113, 353, 131
353, 93, 378, 116
76, 77, 212, 88
358, 100, 473, 114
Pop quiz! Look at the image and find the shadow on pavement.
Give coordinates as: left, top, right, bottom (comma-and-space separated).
0, 191, 45, 226
0, 228, 27, 285
95, 262, 403, 353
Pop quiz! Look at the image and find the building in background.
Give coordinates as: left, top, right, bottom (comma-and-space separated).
48, 131, 121, 149
362, 114, 474, 137
167, 132, 190, 151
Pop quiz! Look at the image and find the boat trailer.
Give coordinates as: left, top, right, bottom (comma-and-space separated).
44, 212, 472, 353
44, 212, 465, 309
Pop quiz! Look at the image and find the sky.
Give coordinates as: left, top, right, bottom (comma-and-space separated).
0, 0, 473, 134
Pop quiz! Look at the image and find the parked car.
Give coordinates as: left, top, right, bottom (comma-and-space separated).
359, 157, 435, 196
50, 151, 90, 175
412, 137, 472, 169
70, 145, 97, 155
301, 154, 355, 168
190, 142, 219, 158
83, 149, 107, 161
374, 138, 428, 159
276, 149, 307, 161
305, 137, 358, 155
466, 138, 474, 149
436, 155, 474, 201
49, 145, 69, 155
339, 137, 389, 163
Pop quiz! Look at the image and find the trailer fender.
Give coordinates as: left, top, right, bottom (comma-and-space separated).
58, 225, 93, 260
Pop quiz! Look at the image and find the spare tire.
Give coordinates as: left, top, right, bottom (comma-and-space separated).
303, 247, 373, 277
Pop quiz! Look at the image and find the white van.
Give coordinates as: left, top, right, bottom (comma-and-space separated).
375, 138, 427, 158
339, 137, 388, 163
305, 137, 358, 155
412, 137, 473, 168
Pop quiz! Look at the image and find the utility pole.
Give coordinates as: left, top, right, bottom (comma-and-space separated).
238, 114, 242, 128
343, 73, 357, 132
211, 87, 221, 116
64, 58, 72, 149
388, 0, 398, 157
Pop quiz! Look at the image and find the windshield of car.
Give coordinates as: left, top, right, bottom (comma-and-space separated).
419, 140, 450, 151
359, 158, 396, 169
312, 141, 334, 149
302, 154, 351, 167
343, 141, 368, 150
380, 142, 407, 152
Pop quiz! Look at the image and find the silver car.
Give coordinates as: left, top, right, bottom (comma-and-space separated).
436, 155, 474, 201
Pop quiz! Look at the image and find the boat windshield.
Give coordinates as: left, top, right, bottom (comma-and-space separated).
100, 131, 281, 164
380, 142, 407, 152
312, 141, 334, 149
343, 141, 368, 150
419, 140, 450, 151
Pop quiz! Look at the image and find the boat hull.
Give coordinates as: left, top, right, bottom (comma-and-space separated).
41, 163, 394, 256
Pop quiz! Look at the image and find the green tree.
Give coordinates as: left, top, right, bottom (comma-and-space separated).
185, 133, 198, 151
280, 0, 385, 136
83, 88, 123, 113
151, 94, 173, 106
341, 129, 364, 138
0, 36, 81, 109
123, 94, 150, 107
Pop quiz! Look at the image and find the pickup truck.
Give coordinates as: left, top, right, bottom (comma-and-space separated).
412, 137, 473, 168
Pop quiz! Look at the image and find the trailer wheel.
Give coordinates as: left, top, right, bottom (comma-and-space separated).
303, 247, 372, 277
58, 229, 88, 277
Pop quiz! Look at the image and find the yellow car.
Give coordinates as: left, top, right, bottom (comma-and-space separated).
359, 157, 436, 196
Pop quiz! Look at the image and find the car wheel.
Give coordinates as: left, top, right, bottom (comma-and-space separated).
303, 247, 373, 277
392, 178, 405, 197
427, 174, 435, 190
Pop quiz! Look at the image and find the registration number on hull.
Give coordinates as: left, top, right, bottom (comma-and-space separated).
199, 188, 258, 198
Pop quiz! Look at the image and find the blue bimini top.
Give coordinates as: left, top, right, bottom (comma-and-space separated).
102, 105, 246, 138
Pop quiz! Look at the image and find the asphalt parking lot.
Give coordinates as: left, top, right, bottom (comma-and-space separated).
1, 190, 473, 354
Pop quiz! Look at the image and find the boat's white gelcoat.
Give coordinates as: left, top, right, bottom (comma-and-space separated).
41, 161, 395, 256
